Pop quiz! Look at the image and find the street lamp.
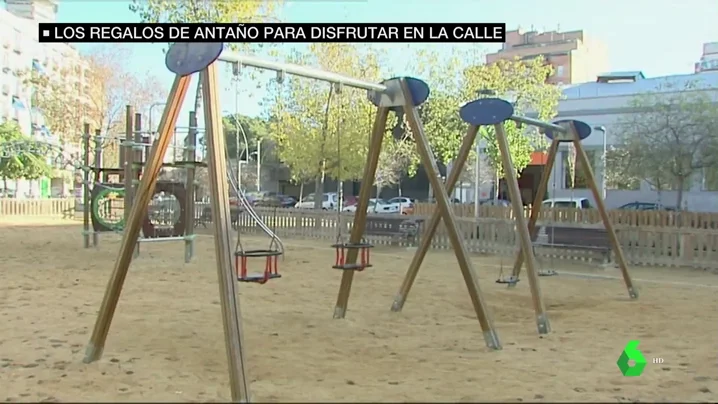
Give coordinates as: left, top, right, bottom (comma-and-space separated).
223, 111, 250, 191
470, 89, 498, 217
593, 125, 607, 200
251, 141, 261, 191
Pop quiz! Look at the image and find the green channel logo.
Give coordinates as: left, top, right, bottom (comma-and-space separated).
617, 340, 647, 376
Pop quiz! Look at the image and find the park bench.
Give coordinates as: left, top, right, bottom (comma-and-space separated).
198, 205, 243, 228
532, 225, 612, 264
363, 215, 425, 245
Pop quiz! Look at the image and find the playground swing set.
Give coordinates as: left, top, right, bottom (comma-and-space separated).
81, 43, 639, 403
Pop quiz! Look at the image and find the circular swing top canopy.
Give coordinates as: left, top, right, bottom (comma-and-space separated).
543, 119, 593, 141
459, 97, 514, 126
165, 42, 224, 76
368, 77, 430, 108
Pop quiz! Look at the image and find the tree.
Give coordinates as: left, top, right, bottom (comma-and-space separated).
461, 57, 560, 180
222, 114, 270, 160
18, 62, 95, 145
84, 45, 165, 167
411, 48, 467, 165
409, 51, 560, 199
611, 80, 718, 208
375, 113, 418, 197
0, 122, 51, 191
268, 43, 388, 208
18, 45, 164, 168
129, 0, 283, 114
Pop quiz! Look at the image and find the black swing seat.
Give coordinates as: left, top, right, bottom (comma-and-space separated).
332, 263, 373, 271
238, 273, 282, 283
331, 242, 373, 271
234, 249, 283, 258
496, 276, 520, 285
330, 242, 374, 250
538, 269, 558, 277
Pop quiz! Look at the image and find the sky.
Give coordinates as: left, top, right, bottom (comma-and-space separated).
55, 0, 718, 129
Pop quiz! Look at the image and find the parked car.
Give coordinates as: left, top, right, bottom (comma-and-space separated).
618, 201, 675, 211
542, 197, 592, 209
387, 196, 415, 214
241, 192, 259, 206
294, 193, 339, 210
280, 195, 297, 208
254, 191, 285, 208
343, 195, 358, 207
342, 198, 394, 214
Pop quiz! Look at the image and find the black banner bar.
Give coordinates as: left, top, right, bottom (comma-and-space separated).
38, 23, 506, 43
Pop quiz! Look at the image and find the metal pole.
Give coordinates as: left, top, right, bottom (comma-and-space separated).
255, 139, 261, 191
235, 123, 241, 187
184, 111, 197, 263
123, 106, 134, 227
473, 142, 480, 217
511, 116, 567, 134
92, 130, 102, 247
594, 125, 607, 200
82, 123, 91, 249
218, 51, 387, 92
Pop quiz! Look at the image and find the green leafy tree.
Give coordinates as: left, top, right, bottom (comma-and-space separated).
0, 122, 51, 191
611, 80, 718, 208
268, 43, 388, 208
222, 114, 270, 159
129, 0, 283, 114
376, 113, 419, 196
411, 48, 467, 165
410, 52, 559, 199
461, 56, 560, 180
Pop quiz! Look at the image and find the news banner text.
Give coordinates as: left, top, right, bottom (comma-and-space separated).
38, 23, 506, 43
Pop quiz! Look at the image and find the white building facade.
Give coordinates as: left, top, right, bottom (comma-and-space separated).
543, 70, 718, 212
0, 1, 87, 197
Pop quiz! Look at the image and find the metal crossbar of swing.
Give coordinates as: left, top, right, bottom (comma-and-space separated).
217, 51, 388, 92
511, 116, 567, 133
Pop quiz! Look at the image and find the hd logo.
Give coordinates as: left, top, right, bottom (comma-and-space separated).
617, 340, 647, 376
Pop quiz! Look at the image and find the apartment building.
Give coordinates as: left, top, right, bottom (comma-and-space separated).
0, 0, 89, 197
486, 28, 610, 85
695, 42, 718, 73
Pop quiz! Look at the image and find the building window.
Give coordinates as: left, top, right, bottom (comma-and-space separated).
556, 65, 565, 77
12, 29, 22, 54
1, 51, 10, 73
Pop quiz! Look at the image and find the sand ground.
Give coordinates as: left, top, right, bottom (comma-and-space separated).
1, 217, 718, 402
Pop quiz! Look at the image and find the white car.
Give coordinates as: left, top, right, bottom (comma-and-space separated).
294, 193, 339, 210
342, 198, 394, 214
386, 197, 414, 214
541, 197, 592, 209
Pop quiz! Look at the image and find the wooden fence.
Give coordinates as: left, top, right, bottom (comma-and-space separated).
0, 198, 76, 217
412, 203, 718, 229
2, 199, 717, 270
235, 207, 718, 271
